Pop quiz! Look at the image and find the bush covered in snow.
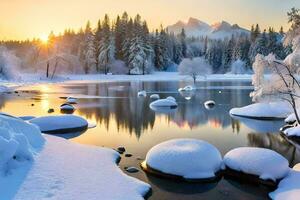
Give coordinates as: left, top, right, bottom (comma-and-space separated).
0, 113, 44, 175
178, 57, 212, 83
144, 139, 223, 180
228, 59, 248, 74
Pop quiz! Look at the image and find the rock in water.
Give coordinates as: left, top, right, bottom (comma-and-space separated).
125, 167, 139, 173
117, 147, 126, 154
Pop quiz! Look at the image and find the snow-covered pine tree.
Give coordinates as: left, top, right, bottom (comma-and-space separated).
179, 28, 187, 58
222, 35, 235, 70
154, 27, 170, 70
98, 14, 115, 74
249, 30, 268, 63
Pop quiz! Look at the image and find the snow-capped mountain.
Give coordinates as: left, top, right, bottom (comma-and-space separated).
167, 18, 249, 39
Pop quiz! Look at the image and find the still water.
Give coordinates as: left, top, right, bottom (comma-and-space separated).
1, 80, 299, 200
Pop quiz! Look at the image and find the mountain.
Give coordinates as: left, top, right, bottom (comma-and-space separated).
167, 18, 250, 39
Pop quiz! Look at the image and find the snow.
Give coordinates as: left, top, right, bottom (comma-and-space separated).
204, 100, 216, 109
144, 139, 223, 179
285, 112, 298, 123
166, 96, 176, 102
283, 126, 300, 137
230, 102, 292, 119
137, 90, 147, 97
66, 97, 77, 104
150, 99, 178, 109
178, 85, 195, 92
60, 103, 75, 111
29, 115, 88, 134
150, 94, 160, 99
224, 147, 289, 181
269, 164, 300, 200
4, 134, 150, 200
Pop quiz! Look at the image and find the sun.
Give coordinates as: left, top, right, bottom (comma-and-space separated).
39, 34, 48, 44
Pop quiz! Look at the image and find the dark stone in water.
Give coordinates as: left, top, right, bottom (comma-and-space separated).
117, 147, 126, 154
125, 167, 139, 173
125, 153, 132, 157
14, 91, 18, 94
31, 104, 34, 106
48, 108, 55, 113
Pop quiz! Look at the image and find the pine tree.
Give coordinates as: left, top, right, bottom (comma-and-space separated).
179, 28, 187, 58
222, 35, 235, 69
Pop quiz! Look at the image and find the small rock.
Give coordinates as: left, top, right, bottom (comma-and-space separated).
117, 147, 126, 154
48, 108, 55, 113
125, 167, 139, 173
31, 103, 35, 106
125, 153, 132, 157
136, 157, 143, 161
14, 91, 18, 94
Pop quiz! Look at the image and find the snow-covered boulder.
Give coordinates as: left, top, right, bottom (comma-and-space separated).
143, 139, 223, 180
269, 164, 300, 200
204, 100, 216, 109
150, 94, 160, 99
137, 90, 147, 97
283, 126, 300, 137
230, 102, 292, 120
166, 96, 176, 102
150, 99, 178, 109
60, 103, 75, 113
284, 111, 299, 124
224, 147, 289, 182
29, 115, 88, 134
178, 85, 194, 92
0, 113, 44, 175
66, 97, 77, 104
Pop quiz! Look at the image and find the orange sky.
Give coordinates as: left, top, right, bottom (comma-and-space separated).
0, 0, 299, 41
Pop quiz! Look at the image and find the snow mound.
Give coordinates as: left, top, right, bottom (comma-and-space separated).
10, 135, 151, 200
285, 112, 299, 124
283, 126, 300, 137
166, 96, 176, 102
66, 97, 77, 104
150, 99, 178, 109
269, 164, 300, 200
224, 147, 289, 181
29, 115, 88, 134
144, 139, 223, 180
230, 102, 292, 119
0, 113, 44, 175
150, 94, 160, 99
60, 103, 75, 113
137, 90, 147, 97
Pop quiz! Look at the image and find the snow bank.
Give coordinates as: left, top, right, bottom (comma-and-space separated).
269, 164, 300, 200
224, 147, 289, 181
166, 96, 176, 102
150, 99, 178, 109
230, 102, 292, 119
0, 113, 44, 176
29, 115, 88, 134
144, 139, 223, 180
8, 135, 150, 200
283, 126, 300, 137
66, 97, 77, 104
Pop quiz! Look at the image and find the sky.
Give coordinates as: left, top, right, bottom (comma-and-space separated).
1, 0, 300, 41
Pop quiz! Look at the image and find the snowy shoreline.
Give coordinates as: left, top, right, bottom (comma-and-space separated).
0, 72, 252, 93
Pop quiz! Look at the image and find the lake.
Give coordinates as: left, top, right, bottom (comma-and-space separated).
1, 80, 299, 200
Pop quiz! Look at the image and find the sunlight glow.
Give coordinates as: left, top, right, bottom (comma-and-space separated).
39, 35, 48, 44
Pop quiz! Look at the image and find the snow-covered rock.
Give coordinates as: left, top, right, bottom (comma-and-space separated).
204, 100, 216, 109
0, 113, 44, 176
137, 90, 147, 97
19, 116, 36, 121
230, 102, 292, 119
29, 115, 88, 134
60, 103, 75, 112
166, 96, 176, 102
150, 94, 160, 99
283, 126, 300, 137
5, 135, 150, 200
150, 99, 178, 110
144, 139, 223, 180
66, 97, 77, 104
285, 112, 298, 124
178, 85, 194, 92
269, 164, 300, 200
224, 147, 289, 182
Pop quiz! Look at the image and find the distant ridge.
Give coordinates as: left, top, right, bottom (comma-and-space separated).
167, 17, 250, 39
